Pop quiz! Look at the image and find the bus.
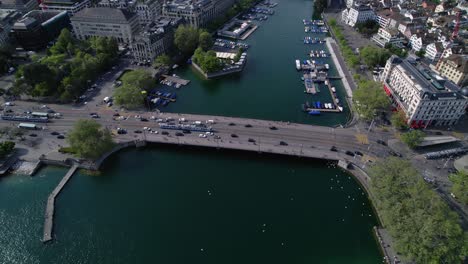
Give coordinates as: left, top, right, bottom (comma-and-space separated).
31, 112, 49, 118
18, 123, 38, 130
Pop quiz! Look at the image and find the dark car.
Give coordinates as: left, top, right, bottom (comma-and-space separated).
134, 130, 142, 134
231, 134, 238, 138
47, 109, 55, 114
269, 126, 278, 130
214, 135, 221, 139
279, 141, 288, 146
376, 139, 387, 146
330, 146, 338, 152
245, 124, 252, 128
248, 138, 256, 143
435, 131, 443, 135
182, 130, 191, 134
113, 113, 120, 117
161, 131, 169, 135
89, 112, 97, 116
345, 151, 355, 157
91, 114, 100, 118
5, 109, 13, 113
117, 128, 127, 134
57, 135, 65, 139
354, 151, 363, 156
140, 118, 148, 122
29, 133, 37, 137
51, 131, 60, 136
228, 122, 236, 126
388, 150, 402, 157
175, 132, 184, 136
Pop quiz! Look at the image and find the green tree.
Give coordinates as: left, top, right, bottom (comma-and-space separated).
370, 158, 467, 263
50, 28, 74, 55
0, 141, 15, 158
360, 45, 391, 68
153, 54, 172, 67
390, 110, 408, 130
67, 120, 114, 159
174, 25, 200, 55
312, 0, 327, 19
198, 31, 213, 51
353, 80, 390, 120
449, 171, 468, 205
400, 130, 425, 149
415, 49, 426, 58
113, 70, 155, 109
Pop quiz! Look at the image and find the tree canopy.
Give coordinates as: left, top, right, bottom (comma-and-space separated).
390, 110, 408, 130
193, 47, 223, 73
352, 80, 390, 120
360, 45, 391, 68
369, 157, 467, 263
13, 29, 118, 102
174, 25, 200, 55
0, 141, 15, 158
67, 119, 114, 159
400, 130, 425, 149
113, 69, 155, 109
449, 171, 468, 205
355, 20, 380, 36
198, 31, 214, 51
153, 54, 172, 67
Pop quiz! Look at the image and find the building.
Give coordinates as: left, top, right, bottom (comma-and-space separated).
162, 0, 234, 28
0, 0, 38, 13
436, 54, 468, 86
0, 9, 21, 46
381, 55, 467, 127
70, 7, 139, 44
135, 0, 162, 25
131, 17, 180, 63
372, 27, 404, 47
344, 3, 375, 27
12, 10, 70, 50
40, 0, 91, 16
424, 42, 443, 62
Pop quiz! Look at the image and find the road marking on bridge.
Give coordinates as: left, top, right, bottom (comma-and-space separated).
355, 133, 369, 145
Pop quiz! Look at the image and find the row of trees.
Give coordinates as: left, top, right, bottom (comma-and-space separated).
193, 48, 223, 73
352, 77, 390, 121
113, 69, 155, 109
360, 46, 391, 68
0, 141, 15, 159
67, 120, 114, 159
369, 158, 467, 263
12, 29, 118, 102
400, 130, 425, 149
328, 19, 360, 68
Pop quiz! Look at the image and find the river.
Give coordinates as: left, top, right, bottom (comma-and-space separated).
0, 0, 382, 263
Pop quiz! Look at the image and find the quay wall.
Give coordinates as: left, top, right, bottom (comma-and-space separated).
191, 61, 243, 79
325, 37, 353, 98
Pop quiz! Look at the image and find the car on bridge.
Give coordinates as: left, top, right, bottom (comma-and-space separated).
245, 124, 252, 128
345, 151, 355, 157
231, 134, 238, 138
248, 138, 256, 143
228, 123, 236, 126
269, 126, 278, 130
279, 141, 288, 146
330, 146, 338, 152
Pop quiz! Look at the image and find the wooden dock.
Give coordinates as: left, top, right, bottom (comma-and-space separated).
42, 164, 78, 243
305, 107, 340, 113
162, 75, 190, 86
303, 73, 317, 94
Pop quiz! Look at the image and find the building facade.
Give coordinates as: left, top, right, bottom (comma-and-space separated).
436, 54, 468, 86
0, 9, 21, 46
131, 17, 180, 63
40, 0, 91, 16
381, 56, 467, 128
0, 0, 38, 14
135, 0, 162, 25
70, 7, 139, 44
372, 27, 404, 47
424, 42, 443, 62
345, 3, 375, 27
162, 0, 234, 28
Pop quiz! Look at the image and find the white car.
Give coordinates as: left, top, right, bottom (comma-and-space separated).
199, 134, 207, 138
4, 102, 14, 106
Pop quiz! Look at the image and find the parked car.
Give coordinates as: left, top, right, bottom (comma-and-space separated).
377, 139, 387, 146
248, 138, 256, 143
330, 146, 338, 152
51, 131, 60, 136
134, 130, 142, 134
57, 135, 65, 139
140, 118, 148, 122
354, 151, 363, 156
279, 141, 288, 146
228, 123, 236, 126
345, 151, 355, 157
175, 132, 184, 136
161, 131, 169, 135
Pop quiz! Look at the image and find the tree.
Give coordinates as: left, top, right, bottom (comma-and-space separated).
312, 0, 327, 19
400, 130, 425, 149
0, 141, 15, 158
352, 80, 390, 120
199, 31, 213, 51
174, 25, 200, 55
360, 45, 391, 68
193, 48, 223, 73
67, 120, 114, 159
369, 158, 467, 263
50, 28, 74, 55
415, 49, 426, 58
113, 70, 155, 109
153, 54, 171, 67
390, 110, 408, 130
449, 171, 468, 205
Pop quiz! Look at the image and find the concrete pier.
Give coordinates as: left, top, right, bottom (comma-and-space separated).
325, 37, 354, 98
42, 164, 78, 243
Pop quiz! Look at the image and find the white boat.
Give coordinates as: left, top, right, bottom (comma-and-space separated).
338, 106, 343, 112
325, 64, 330, 69
335, 98, 340, 103
331, 87, 336, 92
295, 59, 301, 70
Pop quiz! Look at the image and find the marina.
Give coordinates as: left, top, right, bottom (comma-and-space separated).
303, 37, 326, 44
161, 74, 191, 87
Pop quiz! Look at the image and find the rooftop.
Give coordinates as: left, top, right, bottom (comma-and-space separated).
71, 7, 136, 23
